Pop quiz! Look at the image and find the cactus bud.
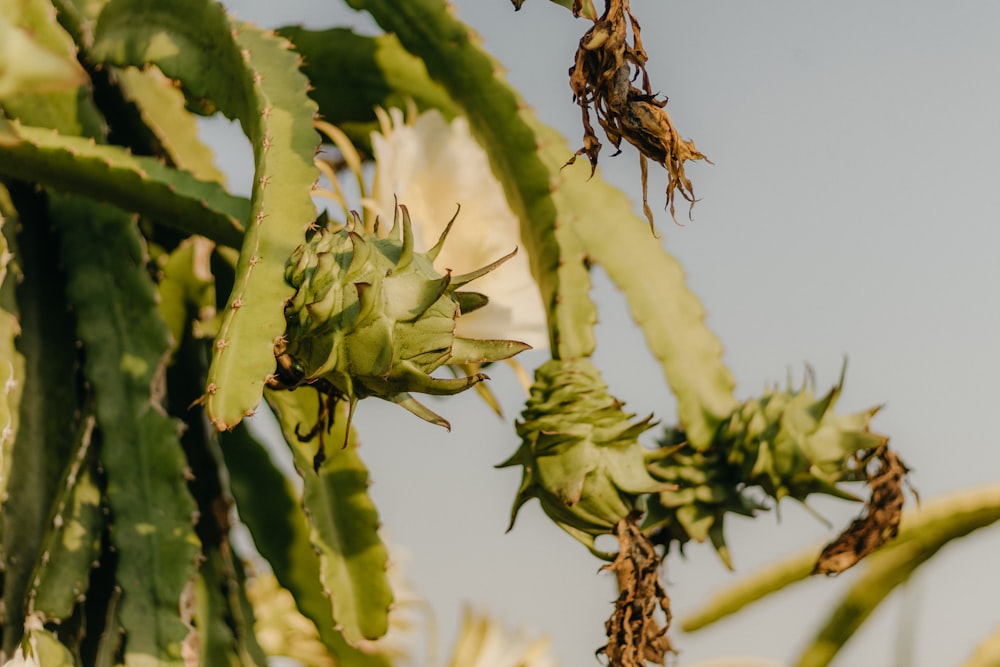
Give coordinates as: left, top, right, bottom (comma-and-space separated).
645, 368, 894, 569
500, 359, 672, 557
270, 206, 530, 465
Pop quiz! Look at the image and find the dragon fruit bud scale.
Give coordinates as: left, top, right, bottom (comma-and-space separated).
269, 205, 531, 436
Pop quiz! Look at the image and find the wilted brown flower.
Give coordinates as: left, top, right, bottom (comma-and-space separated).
567, 0, 709, 230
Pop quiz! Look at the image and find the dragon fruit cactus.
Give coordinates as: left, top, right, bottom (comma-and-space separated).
499, 359, 673, 558
644, 370, 887, 567
269, 205, 530, 451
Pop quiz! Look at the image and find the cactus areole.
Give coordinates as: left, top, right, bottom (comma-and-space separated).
267, 205, 531, 467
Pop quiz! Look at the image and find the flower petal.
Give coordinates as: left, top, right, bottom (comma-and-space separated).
372, 109, 548, 349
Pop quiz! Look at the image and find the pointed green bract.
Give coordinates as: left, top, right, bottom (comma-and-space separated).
54, 196, 201, 667
716, 375, 884, 501
265, 389, 394, 647
274, 209, 529, 431
641, 427, 765, 569
0, 122, 247, 247
500, 359, 669, 558
92, 0, 321, 430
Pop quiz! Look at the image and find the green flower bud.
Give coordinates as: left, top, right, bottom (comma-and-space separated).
645, 368, 887, 568
500, 359, 671, 558
271, 206, 530, 450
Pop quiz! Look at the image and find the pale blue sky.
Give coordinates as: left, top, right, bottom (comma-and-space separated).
204, 3, 1000, 666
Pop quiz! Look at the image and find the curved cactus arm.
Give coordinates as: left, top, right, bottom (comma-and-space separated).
345, 0, 595, 359
794, 539, 929, 667
28, 413, 104, 621
53, 195, 201, 667
340, 0, 733, 441
680, 484, 1000, 633
276, 26, 459, 154
0, 123, 247, 247
114, 66, 227, 183
1, 187, 85, 658
794, 487, 1000, 667
265, 389, 394, 648
961, 624, 1000, 667
219, 422, 391, 667
92, 0, 321, 430
543, 124, 737, 448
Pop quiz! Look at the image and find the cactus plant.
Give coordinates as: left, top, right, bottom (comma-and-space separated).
0, 0, 940, 665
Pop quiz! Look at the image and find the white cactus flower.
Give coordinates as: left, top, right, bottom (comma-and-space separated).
3, 616, 42, 667
370, 108, 548, 350
447, 608, 557, 667
1, 648, 39, 667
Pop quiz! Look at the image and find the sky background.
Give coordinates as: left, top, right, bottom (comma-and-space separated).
202, 2, 1000, 666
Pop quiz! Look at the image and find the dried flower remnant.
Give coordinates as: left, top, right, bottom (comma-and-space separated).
814, 445, 912, 575
567, 0, 709, 229
599, 513, 674, 667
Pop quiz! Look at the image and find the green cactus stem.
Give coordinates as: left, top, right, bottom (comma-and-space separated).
92, 0, 322, 430
266, 389, 394, 648
0, 187, 84, 657
27, 412, 103, 621
0, 122, 247, 248
54, 194, 201, 666
268, 206, 530, 466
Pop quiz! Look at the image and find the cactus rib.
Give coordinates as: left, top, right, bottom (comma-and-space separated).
0, 123, 247, 247
92, 0, 321, 430
0, 186, 84, 658
27, 412, 103, 621
53, 195, 201, 666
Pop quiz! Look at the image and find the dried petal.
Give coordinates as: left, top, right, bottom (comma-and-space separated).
814, 446, 912, 575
